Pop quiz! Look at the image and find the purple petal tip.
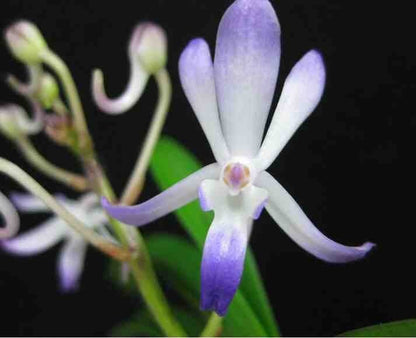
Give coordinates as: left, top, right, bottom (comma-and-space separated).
200, 227, 248, 316
59, 271, 79, 293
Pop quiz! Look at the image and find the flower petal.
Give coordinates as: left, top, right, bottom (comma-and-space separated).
201, 216, 249, 316
199, 180, 267, 316
58, 238, 87, 292
214, 0, 281, 157
179, 38, 229, 164
102, 163, 220, 226
2, 218, 65, 256
10, 192, 49, 212
256, 171, 375, 263
255, 50, 326, 170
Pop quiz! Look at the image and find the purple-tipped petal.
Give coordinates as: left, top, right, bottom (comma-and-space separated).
179, 38, 229, 163
256, 50, 326, 170
2, 219, 65, 256
198, 180, 267, 316
214, 0, 281, 157
200, 219, 249, 316
102, 163, 220, 226
58, 238, 87, 292
256, 171, 375, 263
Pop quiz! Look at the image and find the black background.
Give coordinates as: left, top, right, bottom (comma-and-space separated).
0, 0, 413, 336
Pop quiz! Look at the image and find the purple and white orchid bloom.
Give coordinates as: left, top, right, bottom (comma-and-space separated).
2, 192, 109, 292
102, 0, 374, 316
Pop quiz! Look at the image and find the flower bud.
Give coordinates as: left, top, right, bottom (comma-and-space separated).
36, 73, 59, 109
130, 22, 167, 74
0, 105, 24, 140
5, 20, 48, 64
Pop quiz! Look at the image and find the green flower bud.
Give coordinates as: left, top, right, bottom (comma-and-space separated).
5, 20, 48, 64
36, 73, 59, 109
0, 105, 24, 140
130, 22, 167, 74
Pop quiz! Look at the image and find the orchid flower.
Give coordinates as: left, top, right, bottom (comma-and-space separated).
102, 0, 374, 316
2, 192, 109, 292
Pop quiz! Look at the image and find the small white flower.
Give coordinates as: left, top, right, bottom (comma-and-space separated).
2, 192, 108, 292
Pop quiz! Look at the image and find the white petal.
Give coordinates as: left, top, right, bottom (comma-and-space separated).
10, 192, 49, 213
255, 171, 375, 263
58, 238, 87, 292
255, 50, 326, 170
179, 38, 229, 163
102, 163, 221, 226
2, 218, 66, 256
214, 0, 281, 157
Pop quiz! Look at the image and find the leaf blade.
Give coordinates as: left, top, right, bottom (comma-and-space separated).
339, 319, 416, 337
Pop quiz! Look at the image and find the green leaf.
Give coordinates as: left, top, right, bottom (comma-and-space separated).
110, 310, 162, 337
110, 307, 205, 337
150, 136, 279, 336
147, 233, 268, 336
339, 319, 416, 337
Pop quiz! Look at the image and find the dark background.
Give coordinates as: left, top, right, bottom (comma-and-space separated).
0, 0, 413, 336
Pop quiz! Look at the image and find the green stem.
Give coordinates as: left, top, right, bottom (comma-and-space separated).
120, 68, 171, 205
16, 136, 88, 191
101, 176, 187, 337
130, 233, 187, 336
41, 50, 91, 151
200, 313, 223, 337
0, 158, 130, 261
42, 49, 185, 336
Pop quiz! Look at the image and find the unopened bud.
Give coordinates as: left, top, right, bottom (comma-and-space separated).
5, 20, 48, 64
0, 105, 24, 140
130, 22, 167, 74
36, 73, 59, 109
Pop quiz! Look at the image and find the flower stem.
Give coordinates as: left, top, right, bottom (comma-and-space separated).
0, 158, 130, 261
130, 233, 187, 336
40, 50, 92, 154
120, 68, 171, 205
200, 313, 223, 337
100, 176, 187, 337
16, 136, 88, 191
41, 49, 186, 336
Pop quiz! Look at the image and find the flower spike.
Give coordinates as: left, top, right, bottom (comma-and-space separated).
102, 0, 375, 316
